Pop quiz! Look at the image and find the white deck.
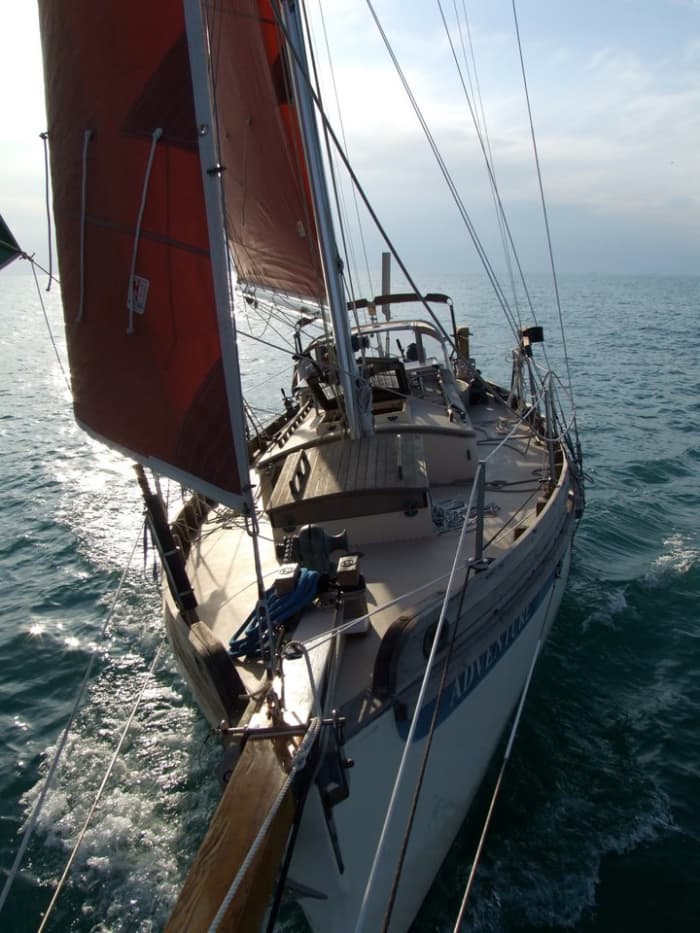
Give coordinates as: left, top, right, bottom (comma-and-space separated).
184, 391, 550, 710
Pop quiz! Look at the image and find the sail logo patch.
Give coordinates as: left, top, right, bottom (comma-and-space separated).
129, 275, 150, 315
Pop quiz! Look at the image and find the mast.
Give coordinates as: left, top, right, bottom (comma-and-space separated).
279, 0, 368, 438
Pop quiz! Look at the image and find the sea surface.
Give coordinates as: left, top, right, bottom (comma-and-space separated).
0, 271, 698, 932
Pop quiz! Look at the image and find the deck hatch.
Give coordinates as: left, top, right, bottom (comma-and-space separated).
267, 434, 428, 528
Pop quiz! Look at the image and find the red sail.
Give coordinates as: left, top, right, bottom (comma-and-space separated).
207, 0, 326, 301
38, 1, 244, 503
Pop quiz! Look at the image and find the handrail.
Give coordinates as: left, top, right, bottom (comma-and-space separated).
347, 291, 453, 310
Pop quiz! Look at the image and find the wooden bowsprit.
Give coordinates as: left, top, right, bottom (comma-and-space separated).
166, 719, 320, 933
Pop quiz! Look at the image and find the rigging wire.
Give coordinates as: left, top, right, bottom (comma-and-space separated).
444, 0, 526, 328
237, 294, 325, 356
453, 0, 521, 325
313, 0, 375, 296
268, 3, 457, 350
243, 361, 297, 399
37, 639, 166, 933
452, 583, 557, 931
434, 0, 549, 338
235, 329, 293, 361
447, 2, 564, 386
353, 457, 486, 931
354, 368, 556, 928
270, 0, 335, 354
363, 0, 520, 342
0, 520, 146, 918
247, 297, 307, 332
380, 559, 476, 931
243, 397, 267, 439
302, 376, 556, 660
28, 257, 71, 394
301, 0, 363, 319
510, 0, 574, 400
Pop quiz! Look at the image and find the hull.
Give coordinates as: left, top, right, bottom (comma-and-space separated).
291, 523, 574, 931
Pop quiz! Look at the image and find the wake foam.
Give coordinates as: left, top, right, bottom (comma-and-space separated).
643, 533, 699, 587
21, 656, 220, 931
582, 587, 629, 631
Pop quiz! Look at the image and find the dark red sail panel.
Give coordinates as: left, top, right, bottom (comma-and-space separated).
37, 0, 243, 504
208, 0, 326, 301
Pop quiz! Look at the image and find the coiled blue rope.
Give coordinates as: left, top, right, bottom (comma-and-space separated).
228, 568, 320, 659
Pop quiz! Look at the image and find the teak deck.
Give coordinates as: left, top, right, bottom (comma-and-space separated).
267, 434, 428, 529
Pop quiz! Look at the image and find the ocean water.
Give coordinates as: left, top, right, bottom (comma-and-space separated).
0, 271, 698, 932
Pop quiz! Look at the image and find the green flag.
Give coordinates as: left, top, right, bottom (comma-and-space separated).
0, 214, 21, 271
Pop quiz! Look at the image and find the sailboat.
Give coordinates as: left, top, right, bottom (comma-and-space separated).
30, 0, 584, 930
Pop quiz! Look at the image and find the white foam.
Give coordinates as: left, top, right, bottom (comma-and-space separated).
461, 787, 676, 933
21, 654, 220, 931
643, 533, 698, 587
582, 587, 628, 631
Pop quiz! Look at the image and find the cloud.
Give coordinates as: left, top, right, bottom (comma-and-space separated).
313, 5, 700, 272
3, 1, 699, 274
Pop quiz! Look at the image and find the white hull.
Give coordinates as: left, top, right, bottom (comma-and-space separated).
291, 542, 573, 931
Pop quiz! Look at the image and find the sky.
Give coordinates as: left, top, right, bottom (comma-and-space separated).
1, 0, 699, 276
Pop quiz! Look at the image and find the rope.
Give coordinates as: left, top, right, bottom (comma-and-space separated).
0, 520, 145, 918
228, 569, 320, 660
127, 127, 162, 334
37, 639, 165, 933
452, 580, 558, 930
29, 259, 71, 394
77, 129, 93, 323
208, 717, 321, 932
302, 558, 479, 655
39, 132, 53, 291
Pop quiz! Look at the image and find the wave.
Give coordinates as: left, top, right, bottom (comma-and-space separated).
642, 533, 699, 587
19, 654, 218, 932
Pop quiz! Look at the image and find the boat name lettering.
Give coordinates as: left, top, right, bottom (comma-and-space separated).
449, 604, 533, 708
